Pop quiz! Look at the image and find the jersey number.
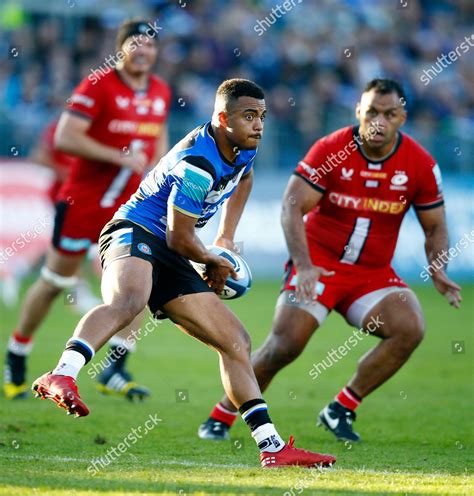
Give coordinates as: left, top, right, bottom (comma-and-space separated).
340, 217, 371, 264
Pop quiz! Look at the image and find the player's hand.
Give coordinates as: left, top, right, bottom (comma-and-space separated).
120, 151, 148, 174
296, 265, 335, 304
213, 236, 236, 252
204, 255, 238, 294
432, 270, 462, 308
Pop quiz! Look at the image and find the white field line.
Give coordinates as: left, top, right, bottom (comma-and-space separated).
0, 453, 252, 469
0, 453, 472, 480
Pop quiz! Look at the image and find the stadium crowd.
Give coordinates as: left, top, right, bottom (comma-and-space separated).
0, 0, 472, 169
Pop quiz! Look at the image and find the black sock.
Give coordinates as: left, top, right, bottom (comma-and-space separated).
108, 345, 129, 370
239, 399, 272, 431
65, 339, 94, 365
6, 351, 26, 385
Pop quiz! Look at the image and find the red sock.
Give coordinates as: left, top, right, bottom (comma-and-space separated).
209, 402, 238, 427
336, 386, 361, 411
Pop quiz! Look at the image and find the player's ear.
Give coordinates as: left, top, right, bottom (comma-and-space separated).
218, 110, 229, 128
355, 102, 361, 120
399, 110, 407, 127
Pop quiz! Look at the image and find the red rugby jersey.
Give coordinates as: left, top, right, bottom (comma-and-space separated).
294, 126, 444, 268
58, 68, 171, 207
42, 121, 78, 202
43, 121, 78, 172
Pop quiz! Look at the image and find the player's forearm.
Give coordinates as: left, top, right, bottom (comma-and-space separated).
167, 229, 216, 265
424, 223, 449, 271
281, 204, 313, 270
56, 131, 122, 166
217, 172, 253, 241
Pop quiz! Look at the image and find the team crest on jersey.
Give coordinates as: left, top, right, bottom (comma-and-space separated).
116, 96, 130, 109
390, 172, 408, 191
137, 243, 152, 255
153, 98, 166, 116
341, 167, 354, 180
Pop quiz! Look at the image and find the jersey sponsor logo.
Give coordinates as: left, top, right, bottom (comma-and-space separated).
360, 170, 387, 179
136, 105, 149, 115
70, 93, 94, 108
137, 242, 152, 255
108, 119, 163, 137
341, 167, 354, 180
328, 192, 405, 214
365, 180, 379, 188
115, 96, 130, 109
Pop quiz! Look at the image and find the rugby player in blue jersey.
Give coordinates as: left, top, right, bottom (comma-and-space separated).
32, 79, 336, 468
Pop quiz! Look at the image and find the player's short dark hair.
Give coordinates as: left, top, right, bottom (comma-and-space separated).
216, 79, 265, 110
363, 78, 406, 103
116, 18, 157, 50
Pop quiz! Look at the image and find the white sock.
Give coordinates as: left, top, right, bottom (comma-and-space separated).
52, 350, 86, 380
252, 423, 285, 453
8, 334, 33, 356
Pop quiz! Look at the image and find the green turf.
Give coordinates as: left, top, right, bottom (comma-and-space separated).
0, 279, 473, 495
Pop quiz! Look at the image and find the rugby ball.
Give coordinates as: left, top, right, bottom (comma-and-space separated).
190, 245, 252, 299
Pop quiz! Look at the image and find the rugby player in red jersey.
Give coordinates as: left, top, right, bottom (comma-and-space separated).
4, 18, 171, 400
28, 120, 102, 315
199, 79, 461, 442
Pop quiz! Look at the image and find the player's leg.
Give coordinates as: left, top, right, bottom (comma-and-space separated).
199, 291, 324, 439
347, 289, 424, 396
96, 310, 151, 401
32, 255, 153, 416
4, 247, 84, 399
319, 286, 424, 442
163, 292, 335, 467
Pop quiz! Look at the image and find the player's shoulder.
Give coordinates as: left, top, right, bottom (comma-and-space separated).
324, 126, 355, 145
168, 124, 218, 180
311, 126, 355, 151
399, 131, 436, 167
149, 74, 171, 93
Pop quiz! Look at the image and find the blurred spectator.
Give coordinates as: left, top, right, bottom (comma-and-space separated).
0, 0, 472, 171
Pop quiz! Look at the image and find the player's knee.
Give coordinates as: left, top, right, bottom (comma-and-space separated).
40, 266, 78, 296
222, 324, 251, 359
264, 335, 303, 367
394, 316, 425, 353
108, 296, 146, 327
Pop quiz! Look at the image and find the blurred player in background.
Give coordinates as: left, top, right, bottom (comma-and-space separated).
4, 18, 171, 401
199, 79, 461, 442
32, 79, 336, 468
29, 120, 102, 315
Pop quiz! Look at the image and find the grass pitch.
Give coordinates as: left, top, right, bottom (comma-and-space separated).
0, 279, 473, 495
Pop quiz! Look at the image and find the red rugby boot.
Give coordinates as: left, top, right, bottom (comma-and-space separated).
260, 436, 336, 468
32, 373, 89, 417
